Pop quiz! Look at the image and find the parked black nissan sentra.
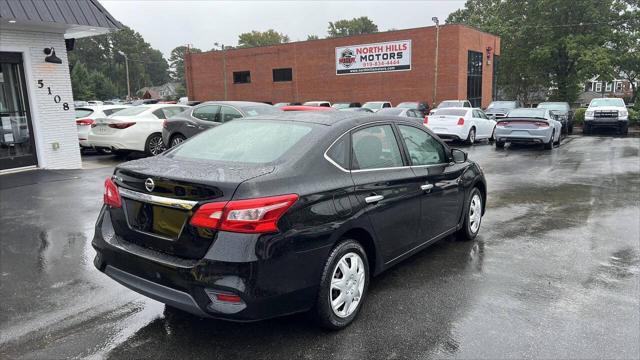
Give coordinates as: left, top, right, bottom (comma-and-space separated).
93, 111, 487, 330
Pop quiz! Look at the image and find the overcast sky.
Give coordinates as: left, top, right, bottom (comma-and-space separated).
101, 0, 465, 57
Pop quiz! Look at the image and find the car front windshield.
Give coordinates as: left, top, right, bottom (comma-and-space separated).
397, 102, 418, 108
111, 106, 149, 116
363, 102, 383, 110
508, 109, 547, 118
242, 105, 282, 117
166, 120, 314, 164
488, 101, 516, 109
438, 101, 462, 108
590, 98, 625, 107
537, 103, 568, 111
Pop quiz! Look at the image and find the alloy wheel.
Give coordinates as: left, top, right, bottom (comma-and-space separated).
330, 252, 366, 318
469, 193, 482, 233
149, 135, 165, 156
171, 136, 185, 147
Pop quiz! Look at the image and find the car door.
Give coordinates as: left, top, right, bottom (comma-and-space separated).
479, 109, 496, 137
219, 105, 244, 122
397, 124, 465, 241
187, 105, 221, 137
348, 123, 423, 262
472, 109, 490, 138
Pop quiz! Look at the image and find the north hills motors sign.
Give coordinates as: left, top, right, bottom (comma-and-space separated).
336, 40, 412, 75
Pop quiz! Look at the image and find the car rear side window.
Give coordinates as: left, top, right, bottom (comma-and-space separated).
192, 105, 220, 122
112, 106, 148, 116
398, 125, 447, 166
167, 120, 313, 164
220, 106, 243, 122
163, 106, 188, 118
326, 135, 349, 169
103, 108, 126, 116
351, 125, 403, 170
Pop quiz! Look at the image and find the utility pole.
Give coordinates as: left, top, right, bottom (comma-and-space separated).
432, 17, 440, 107
118, 51, 130, 100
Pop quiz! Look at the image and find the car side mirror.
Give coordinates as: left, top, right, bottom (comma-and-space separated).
451, 149, 467, 163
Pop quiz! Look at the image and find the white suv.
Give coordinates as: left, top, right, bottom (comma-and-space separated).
584, 98, 629, 135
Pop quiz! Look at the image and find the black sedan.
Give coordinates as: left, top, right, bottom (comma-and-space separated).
537, 102, 573, 134
162, 101, 281, 148
93, 112, 487, 329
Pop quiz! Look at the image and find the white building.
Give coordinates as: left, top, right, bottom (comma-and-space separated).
0, 0, 121, 172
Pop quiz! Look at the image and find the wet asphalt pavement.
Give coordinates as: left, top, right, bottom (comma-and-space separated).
1, 135, 639, 359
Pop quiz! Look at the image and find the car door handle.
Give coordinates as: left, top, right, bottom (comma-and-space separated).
420, 184, 434, 191
364, 195, 384, 204
186, 123, 196, 128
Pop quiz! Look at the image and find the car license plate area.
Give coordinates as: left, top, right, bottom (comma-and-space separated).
123, 199, 187, 240
511, 130, 530, 136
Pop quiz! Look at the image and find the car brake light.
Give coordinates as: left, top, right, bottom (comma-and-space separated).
535, 121, 549, 127
162, 119, 168, 128
108, 122, 136, 129
457, 117, 465, 126
497, 121, 509, 127
423, 116, 429, 125
190, 194, 299, 234
76, 118, 94, 126
103, 177, 121, 208
216, 293, 242, 303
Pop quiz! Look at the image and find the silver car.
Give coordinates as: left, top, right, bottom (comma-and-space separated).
494, 108, 562, 150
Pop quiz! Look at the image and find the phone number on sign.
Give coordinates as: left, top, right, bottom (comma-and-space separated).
362, 60, 401, 67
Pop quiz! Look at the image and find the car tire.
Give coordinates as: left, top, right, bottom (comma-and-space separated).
170, 134, 186, 148
466, 127, 476, 145
113, 150, 131, 157
489, 127, 496, 143
544, 130, 554, 150
457, 187, 483, 241
495, 140, 505, 149
97, 147, 112, 155
620, 123, 628, 135
583, 124, 591, 135
145, 133, 166, 156
314, 239, 369, 330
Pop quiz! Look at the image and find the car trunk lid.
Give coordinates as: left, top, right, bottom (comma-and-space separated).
109, 156, 274, 259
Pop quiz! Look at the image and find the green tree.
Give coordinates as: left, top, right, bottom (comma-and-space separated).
70, 62, 93, 100
89, 71, 117, 100
174, 83, 187, 99
168, 45, 202, 84
328, 16, 378, 38
447, 0, 636, 104
307, 35, 320, 40
237, 30, 290, 48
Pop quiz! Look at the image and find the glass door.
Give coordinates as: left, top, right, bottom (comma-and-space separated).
0, 52, 37, 170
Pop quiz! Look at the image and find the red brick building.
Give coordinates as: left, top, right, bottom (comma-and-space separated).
185, 24, 500, 108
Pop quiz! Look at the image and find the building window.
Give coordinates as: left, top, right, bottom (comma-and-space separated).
616, 81, 623, 92
273, 68, 292, 82
595, 82, 602, 92
606, 82, 612, 92
233, 71, 251, 84
467, 51, 483, 108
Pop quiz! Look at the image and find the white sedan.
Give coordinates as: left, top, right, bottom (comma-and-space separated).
424, 107, 496, 144
75, 105, 130, 153
87, 104, 189, 156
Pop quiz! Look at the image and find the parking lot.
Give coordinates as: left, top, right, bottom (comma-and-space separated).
1, 134, 639, 359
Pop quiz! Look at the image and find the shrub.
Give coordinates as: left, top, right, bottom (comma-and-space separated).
629, 109, 639, 126
574, 108, 586, 125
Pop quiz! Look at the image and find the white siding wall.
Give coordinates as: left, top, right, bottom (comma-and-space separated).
1, 29, 81, 169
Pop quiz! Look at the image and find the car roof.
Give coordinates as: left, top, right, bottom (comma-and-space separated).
435, 107, 471, 111
282, 105, 334, 111
198, 101, 271, 108
241, 110, 427, 128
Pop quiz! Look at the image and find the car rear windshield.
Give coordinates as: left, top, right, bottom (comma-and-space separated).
488, 101, 516, 109
376, 108, 404, 115
111, 106, 149, 116
434, 109, 468, 116
437, 101, 462, 108
537, 103, 568, 111
508, 108, 547, 118
75, 108, 94, 118
590, 98, 625, 107
397, 102, 418, 108
242, 105, 282, 117
166, 120, 314, 164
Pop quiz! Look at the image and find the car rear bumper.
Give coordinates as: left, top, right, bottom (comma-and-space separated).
495, 127, 552, 143
92, 207, 325, 322
428, 126, 467, 141
88, 131, 145, 152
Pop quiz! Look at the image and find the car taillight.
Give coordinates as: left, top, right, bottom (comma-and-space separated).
162, 120, 168, 128
535, 121, 549, 127
190, 194, 298, 234
497, 121, 509, 127
103, 177, 121, 208
457, 117, 465, 126
76, 118, 94, 126
423, 116, 429, 125
108, 122, 136, 129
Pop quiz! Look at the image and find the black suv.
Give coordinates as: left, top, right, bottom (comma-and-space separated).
93, 112, 487, 329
